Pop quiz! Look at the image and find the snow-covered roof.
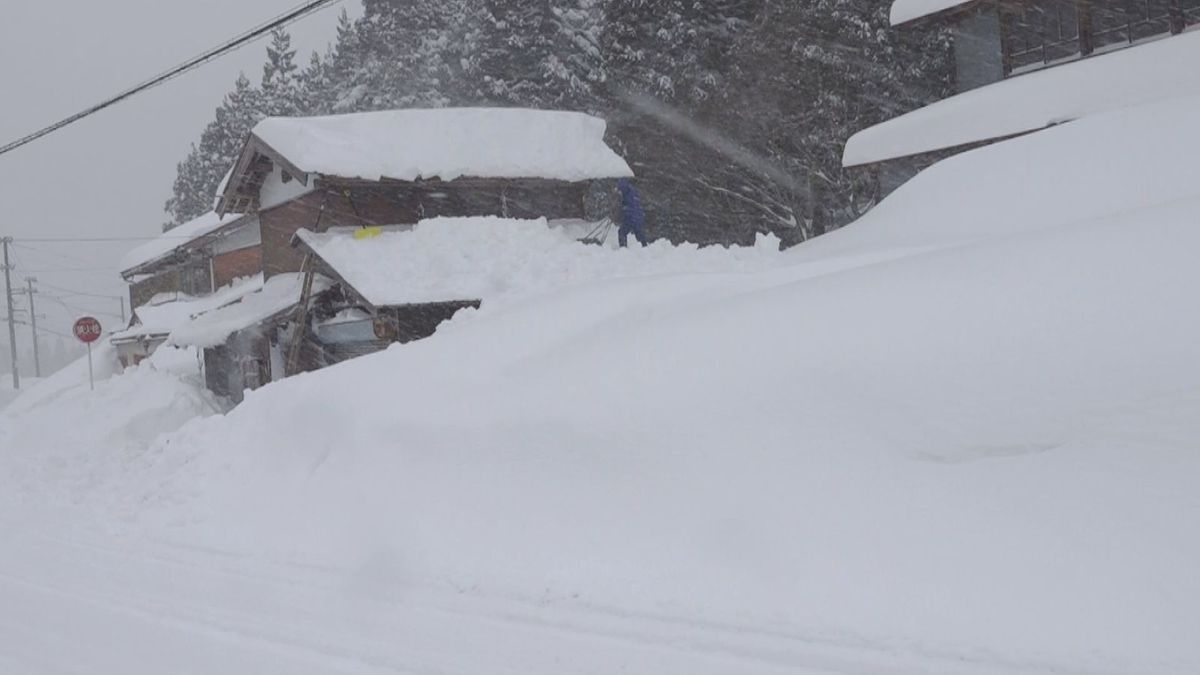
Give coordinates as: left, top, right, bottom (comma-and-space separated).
890, 0, 974, 25
251, 108, 634, 184
843, 30, 1200, 166
168, 273, 330, 349
110, 275, 265, 343
120, 211, 247, 276
294, 216, 785, 309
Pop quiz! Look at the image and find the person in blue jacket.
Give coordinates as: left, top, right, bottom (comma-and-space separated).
617, 178, 647, 247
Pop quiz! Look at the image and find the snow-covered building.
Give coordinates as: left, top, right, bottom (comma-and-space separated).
215, 107, 633, 280
110, 276, 264, 368
167, 273, 330, 401
847, 0, 1200, 184
169, 108, 632, 403
113, 211, 263, 367
119, 211, 261, 307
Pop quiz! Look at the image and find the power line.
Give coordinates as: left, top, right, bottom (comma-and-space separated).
15, 236, 201, 243
12, 243, 99, 265
0, 0, 345, 158
19, 267, 116, 273
37, 293, 125, 322
35, 281, 125, 300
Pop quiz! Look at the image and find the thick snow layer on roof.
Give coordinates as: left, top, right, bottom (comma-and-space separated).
252, 108, 634, 183
110, 275, 264, 342
168, 273, 329, 349
844, 30, 1200, 166
890, 0, 973, 25
295, 217, 784, 307
120, 211, 243, 275
825, 91, 1200, 259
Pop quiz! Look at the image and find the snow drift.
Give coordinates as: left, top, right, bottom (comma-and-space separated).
124, 93, 1200, 672
4, 77, 1200, 675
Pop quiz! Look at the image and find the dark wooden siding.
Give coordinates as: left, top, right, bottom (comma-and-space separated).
212, 245, 263, 288
129, 262, 212, 308
260, 179, 593, 279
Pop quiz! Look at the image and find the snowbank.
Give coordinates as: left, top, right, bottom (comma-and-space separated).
119, 211, 246, 275
0, 346, 221, 513
116, 87, 1200, 674
168, 273, 329, 348
251, 108, 633, 184
820, 91, 1200, 260
5, 84, 1200, 675
0, 378, 37, 411
296, 217, 785, 307
844, 29, 1200, 166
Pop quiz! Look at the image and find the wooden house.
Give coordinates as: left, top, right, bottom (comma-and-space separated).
173, 108, 631, 403
845, 0, 1200, 192
112, 211, 262, 367
214, 107, 633, 280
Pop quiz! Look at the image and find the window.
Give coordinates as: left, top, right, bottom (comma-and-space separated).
1090, 0, 1175, 50
1181, 0, 1200, 27
1004, 1, 1081, 72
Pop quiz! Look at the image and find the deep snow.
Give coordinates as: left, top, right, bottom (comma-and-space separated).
295, 217, 785, 306
3, 85, 1200, 674
250, 107, 634, 183
843, 29, 1200, 166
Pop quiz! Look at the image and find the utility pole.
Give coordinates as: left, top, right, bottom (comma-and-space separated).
2, 237, 19, 390
25, 277, 40, 378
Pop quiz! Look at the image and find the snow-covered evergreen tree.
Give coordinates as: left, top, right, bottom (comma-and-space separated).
261, 28, 303, 116
476, 1, 607, 110
163, 1, 952, 242
164, 74, 267, 228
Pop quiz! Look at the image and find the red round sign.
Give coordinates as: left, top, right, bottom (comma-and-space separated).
73, 316, 103, 344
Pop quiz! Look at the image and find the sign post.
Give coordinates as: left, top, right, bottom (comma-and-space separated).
73, 316, 102, 391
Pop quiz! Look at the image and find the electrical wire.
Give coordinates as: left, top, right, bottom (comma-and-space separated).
16, 236, 203, 243
0, 0, 345, 158
34, 281, 125, 301
38, 293, 124, 321
12, 243, 100, 266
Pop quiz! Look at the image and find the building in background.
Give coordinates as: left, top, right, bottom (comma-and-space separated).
847, 0, 1200, 192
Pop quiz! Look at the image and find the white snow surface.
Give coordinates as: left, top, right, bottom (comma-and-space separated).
168, 273, 329, 349
890, 0, 973, 25
251, 107, 634, 183
110, 275, 264, 341
843, 29, 1200, 166
119, 211, 245, 275
2, 93, 1200, 674
296, 217, 784, 307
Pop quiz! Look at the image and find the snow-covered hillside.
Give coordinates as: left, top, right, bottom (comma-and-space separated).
2, 94, 1199, 674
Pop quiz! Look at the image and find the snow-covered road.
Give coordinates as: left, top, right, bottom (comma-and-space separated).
0, 519, 1088, 675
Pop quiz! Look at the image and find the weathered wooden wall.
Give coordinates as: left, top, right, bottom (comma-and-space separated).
259, 179, 593, 279
212, 245, 264, 289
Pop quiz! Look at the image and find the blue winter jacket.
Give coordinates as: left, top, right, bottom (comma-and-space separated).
618, 179, 645, 230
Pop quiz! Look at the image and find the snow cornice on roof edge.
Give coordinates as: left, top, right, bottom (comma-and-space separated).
842, 29, 1200, 167
890, 0, 977, 26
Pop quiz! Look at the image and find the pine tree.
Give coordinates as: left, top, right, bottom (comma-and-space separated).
164, 74, 267, 228
351, 0, 480, 109
261, 28, 302, 116
718, 0, 951, 236
475, 1, 607, 110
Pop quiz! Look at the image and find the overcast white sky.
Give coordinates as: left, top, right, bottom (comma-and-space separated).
0, 0, 361, 355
